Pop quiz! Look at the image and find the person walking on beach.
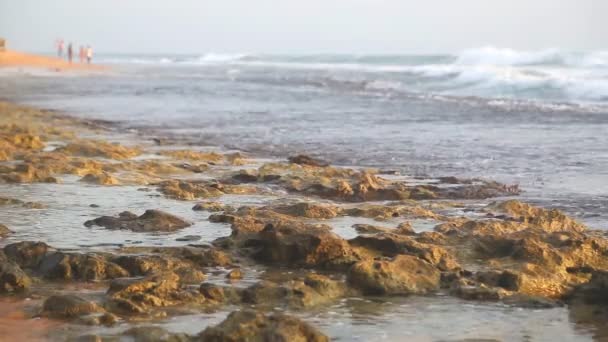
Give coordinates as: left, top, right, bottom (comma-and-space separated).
86, 46, 93, 64
67, 43, 73, 63
79, 46, 85, 63
56, 39, 64, 57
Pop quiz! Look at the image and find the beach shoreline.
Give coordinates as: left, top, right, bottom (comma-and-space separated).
0, 49, 106, 71
0, 100, 607, 341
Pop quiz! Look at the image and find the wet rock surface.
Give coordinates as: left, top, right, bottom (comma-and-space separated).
0, 223, 12, 237
0, 101, 607, 340
84, 210, 192, 232
348, 255, 441, 295
0, 250, 31, 292
196, 310, 329, 342
41, 295, 104, 318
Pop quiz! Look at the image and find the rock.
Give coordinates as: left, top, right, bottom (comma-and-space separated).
3, 242, 130, 282
42, 295, 103, 318
80, 172, 120, 185
271, 202, 340, 219
0, 163, 59, 184
345, 204, 441, 220
242, 274, 347, 309
158, 180, 258, 201
287, 154, 329, 167
349, 233, 460, 271
198, 282, 241, 304
200, 283, 227, 302
352, 224, 394, 234
0, 251, 31, 292
37, 252, 129, 281
474, 270, 521, 291
114, 247, 232, 272
84, 210, 192, 232
347, 255, 441, 295
226, 268, 243, 280
567, 270, 608, 306
192, 201, 233, 212
196, 310, 329, 342
111, 254, 191, 276
176, 235, 202, 242
0, 197, 46, 209
3, 241, 50, 268
122, 326, 190, 342
159, 150, 223, 163
395, 222, 416, 235
77, 312, 120, 326
245, 223, 360, 270
58, 140, 141, 159
486, 200, 586, 233
107, 272, 201, 311
0, 223, 12, 237
449, 281, 507, 301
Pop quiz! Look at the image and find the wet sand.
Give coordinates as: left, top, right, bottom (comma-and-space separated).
0, 50, 106, 71
0, 297, 60, 341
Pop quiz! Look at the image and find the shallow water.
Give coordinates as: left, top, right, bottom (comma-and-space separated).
1, 59, 607, 230
47, 296, 602, 342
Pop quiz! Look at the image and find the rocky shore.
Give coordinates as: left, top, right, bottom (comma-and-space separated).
0, 101, 607, 341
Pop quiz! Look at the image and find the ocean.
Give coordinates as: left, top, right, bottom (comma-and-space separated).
2, 46, 607, 229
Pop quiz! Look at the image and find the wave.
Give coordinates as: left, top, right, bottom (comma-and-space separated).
99, 48, 608, 69
196, 53, 251, 63
95, 48, 608, 105
455, 46, 608, 68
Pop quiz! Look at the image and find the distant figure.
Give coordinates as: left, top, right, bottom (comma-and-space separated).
56, 39, 64, 57
79, 46, 85, 63
86, 46, 93, 64
67, 43, 73, 63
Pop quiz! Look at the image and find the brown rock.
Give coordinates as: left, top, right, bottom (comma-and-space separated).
271, 202, 340, 219
80, 172, 120, 185
196, 310, 329, 342
246, 224, 359, 270
349, 233, 460, 271
84, 210, 192, 232
347, 255, 441, 295
226, 268, 243, 280
122, 326, 190, 342
352, 224, 394, 234
37, 252, 129, 281
0, 223, 12, 237
487, 200, 586, 233
58, 140, 141, 160
243, 274, 346, 309
160, 150, 223, 163
107, 272, 192, 310
3, 241, 50, 268
287, 154, 329, 167
42, 295, 104, 318
192, 201, 233, 212
0, 251, 31, 292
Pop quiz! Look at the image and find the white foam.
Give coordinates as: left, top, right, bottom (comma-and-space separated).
455, 46, 562, 66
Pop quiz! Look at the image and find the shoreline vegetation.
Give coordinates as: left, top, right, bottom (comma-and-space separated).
0, 100, 607, 340
0, 49, 106, 71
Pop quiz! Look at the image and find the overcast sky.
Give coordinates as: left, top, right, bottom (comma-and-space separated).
0, 0, 606, 54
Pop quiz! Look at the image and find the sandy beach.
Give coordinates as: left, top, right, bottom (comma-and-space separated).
0, 49, 106, 71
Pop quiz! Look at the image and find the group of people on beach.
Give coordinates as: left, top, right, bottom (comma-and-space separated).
56, 39, 93, 64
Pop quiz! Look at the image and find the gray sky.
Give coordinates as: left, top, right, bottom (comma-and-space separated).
0, 0, 606, 54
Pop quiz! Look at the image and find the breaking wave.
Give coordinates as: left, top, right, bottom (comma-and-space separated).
97, 47, 608, 106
